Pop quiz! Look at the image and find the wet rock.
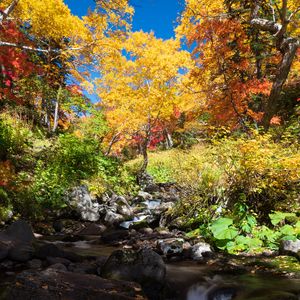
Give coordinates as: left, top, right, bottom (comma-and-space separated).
144, 183, 160, 193
48, 263, 68, 272
139, 227, 153, 235
157, 238, 185, 256
137, 191, 153, 201
35, 243, 83, 262
46, 256, 71, 266
280, 239, 300, 259
104, 211, 124, 226
7, 269, 145, 300
68, 262, 97, 274
67, 185, 100, 222
77, 223, 107, 236
190, 242, 213, 261
0, 241, 9, 261
2, 219, 35, 243
27, 259, 42, 269
52, 220, 64, 232
101, 248, 166, 300
9, 242, 34, 262
101, 229, 129, 244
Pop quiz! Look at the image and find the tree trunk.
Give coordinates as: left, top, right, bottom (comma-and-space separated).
140, 138, 148, 174
262, 38, 299, 129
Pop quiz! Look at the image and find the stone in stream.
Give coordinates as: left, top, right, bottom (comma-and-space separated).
190, 242, 214, 261
67, 185, 100, 222
0, 220, 35, 262
7, 269, 146, 300
157, 238, 185, 256
77, 223, 107, 236
104, 211, 125, 226
280, 239, 300, 260
101, 248, 166, 300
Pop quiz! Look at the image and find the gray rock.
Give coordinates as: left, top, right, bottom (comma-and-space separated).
46, 256, 71, 266
27, 259, 42, 269
8, 242, 34, 262
157, 238, 185, 256
7, 269, 145, 300
77, 223, 107, 236
139, 227, 153, 235
101, 248, 165, 299
0, 241, 9, 261
3, 220, 35, 243
280, 239, 300, 259
48, 263, 68, 272
190, 242, 213, 260
67, 185, 100, 222
137, 191, 153, 201
104, 211, 124, 226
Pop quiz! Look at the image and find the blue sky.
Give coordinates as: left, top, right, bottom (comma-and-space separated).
64, 0, 184, 39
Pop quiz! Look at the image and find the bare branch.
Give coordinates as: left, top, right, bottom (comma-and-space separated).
0, 0, 19, 24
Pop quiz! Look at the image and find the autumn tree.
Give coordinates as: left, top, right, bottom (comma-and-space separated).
177, 0, 300, 129
97, 31, 193, 172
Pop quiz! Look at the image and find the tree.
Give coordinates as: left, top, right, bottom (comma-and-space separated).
97, 31, 193, 172
177, 0, 300, 129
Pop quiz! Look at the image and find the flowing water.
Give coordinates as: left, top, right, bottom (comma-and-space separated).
1, 237, 300, 300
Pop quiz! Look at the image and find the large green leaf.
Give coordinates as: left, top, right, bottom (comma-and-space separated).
210, 217, 239, 240
269, 211, 296, 226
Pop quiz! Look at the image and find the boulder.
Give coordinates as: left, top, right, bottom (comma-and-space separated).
101, 248, 166, 299
190, 242, 214, 260
7, 269, 145, 300
77, 223, 107, 236
0, 241, 9, 261
8, 242, 34, 262
2, 219, 35, 243
27, 259, 42, 269
48, 263, 68, 272
157, 238, 185, 256
101, 229, 129, 244
137, 191, 153, 201
280, 239, 300, 259
0, 220, 35, 263
104, 211, 124, 226
35, 243, 83, 262
67, 185, 100, 222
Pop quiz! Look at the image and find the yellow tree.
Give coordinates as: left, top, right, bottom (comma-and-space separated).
97, 31, 194, 172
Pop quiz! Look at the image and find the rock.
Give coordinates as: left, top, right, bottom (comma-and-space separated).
35, 243, 83, 262
9, 242, 34, 262
52, 220, 64, 232
48, 263, 68, 272
137, 172, 154, 187
280, 239, 300, 259
104, 211, 124, 226
144, 183, 160, 193
101, 229, 129, 244
68, 262, 97, 274
190, 242, 213, 260
46, 256, 71, 266
139, 227, 153, 235
137, 191, 153, 201
157, 238, 185, 256
101, 248, 166, 299
77, 223, 107, 236
2, 219, 35, 243
0, 241, 9, 261
67, 185, 100, 222
7, 269, 146, 300
27, 259, 42, 269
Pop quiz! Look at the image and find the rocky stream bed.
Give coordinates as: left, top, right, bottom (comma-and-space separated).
0, 180, 300, 299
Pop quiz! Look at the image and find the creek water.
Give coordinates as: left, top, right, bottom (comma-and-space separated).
46, 238, 300, 300
1, 237, 300, 300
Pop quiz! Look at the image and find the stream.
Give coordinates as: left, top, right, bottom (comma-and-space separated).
4, 237, 296, 300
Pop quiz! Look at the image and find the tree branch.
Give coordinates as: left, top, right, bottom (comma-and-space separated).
0, 0, 19, 24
